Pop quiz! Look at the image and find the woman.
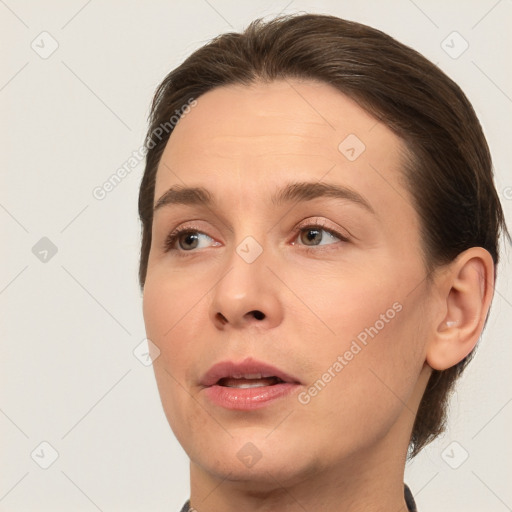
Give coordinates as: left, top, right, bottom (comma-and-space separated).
138, 14, 508, 511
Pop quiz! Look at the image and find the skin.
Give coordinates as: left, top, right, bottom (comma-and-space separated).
142, 79, 494, 511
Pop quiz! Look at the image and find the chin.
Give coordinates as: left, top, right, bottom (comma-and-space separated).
189, 429, 323, 489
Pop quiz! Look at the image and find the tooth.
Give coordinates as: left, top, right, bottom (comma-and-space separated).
230, 373, 263, 379
226, 382, 270, 388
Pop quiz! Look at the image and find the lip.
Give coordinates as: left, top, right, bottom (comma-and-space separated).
199, 357, 301, 410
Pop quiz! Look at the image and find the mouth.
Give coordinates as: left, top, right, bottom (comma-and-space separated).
200, 358, 301, 410
216, 375, 286, 388
200, 358, 300, 387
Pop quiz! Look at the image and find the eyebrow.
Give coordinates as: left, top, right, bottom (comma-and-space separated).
153, 181, 375, 215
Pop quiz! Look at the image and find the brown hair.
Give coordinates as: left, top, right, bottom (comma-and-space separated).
137, 13, 509, 456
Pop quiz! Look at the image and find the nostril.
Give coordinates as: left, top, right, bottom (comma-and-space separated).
216, 312, 228, 324
251, 310, 265, 320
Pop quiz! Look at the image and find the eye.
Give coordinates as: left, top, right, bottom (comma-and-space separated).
163, 226, 218, 254
292, 221, 349, 251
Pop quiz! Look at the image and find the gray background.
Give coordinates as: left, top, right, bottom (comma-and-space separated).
1, 0, 511, 510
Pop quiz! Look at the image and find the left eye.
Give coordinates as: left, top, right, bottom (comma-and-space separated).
293, 225, 346, 247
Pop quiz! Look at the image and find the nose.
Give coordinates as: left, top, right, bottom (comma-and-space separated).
208, 247, 284, 330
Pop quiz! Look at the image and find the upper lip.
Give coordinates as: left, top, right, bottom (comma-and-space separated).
200, 357, 301, 387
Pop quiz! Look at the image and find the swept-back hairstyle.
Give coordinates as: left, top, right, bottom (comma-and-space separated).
138, 13, 509, 456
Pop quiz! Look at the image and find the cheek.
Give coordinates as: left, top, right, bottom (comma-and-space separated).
143, 280, 211, 445
306, 247, 427, 365
142, 268, 207, 349
142, 269, 219, 391
142, 278, 196, 397
296, 272, 428, 438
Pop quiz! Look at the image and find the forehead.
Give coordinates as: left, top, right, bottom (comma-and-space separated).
154, 79, 415, 225
161, 79, 391, 159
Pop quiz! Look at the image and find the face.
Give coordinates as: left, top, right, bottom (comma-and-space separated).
142, 79, 434, 488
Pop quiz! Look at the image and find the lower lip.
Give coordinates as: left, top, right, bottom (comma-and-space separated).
202, 383, 300, 410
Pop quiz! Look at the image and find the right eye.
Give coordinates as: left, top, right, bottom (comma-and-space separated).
163, 226, 219, 255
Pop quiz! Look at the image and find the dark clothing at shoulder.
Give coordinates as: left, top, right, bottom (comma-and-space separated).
180, 483, 418, 511
405, 484, 418, 511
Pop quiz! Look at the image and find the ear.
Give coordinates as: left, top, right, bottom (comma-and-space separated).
426, 247, 495, 371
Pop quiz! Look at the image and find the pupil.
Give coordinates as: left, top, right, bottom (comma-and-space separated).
304, 229, 321, 245
181, 233, 198, 249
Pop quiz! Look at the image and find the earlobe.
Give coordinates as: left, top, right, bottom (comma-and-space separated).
426, 248, 495, 371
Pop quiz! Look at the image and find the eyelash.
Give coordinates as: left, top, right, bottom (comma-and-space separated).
162, 220, 350, 257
